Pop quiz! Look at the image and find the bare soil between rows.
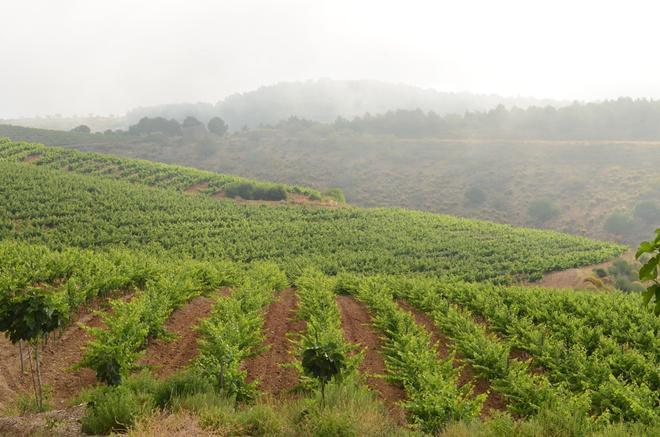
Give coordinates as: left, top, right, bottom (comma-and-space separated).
335, 295, 407, 425
396, 300, 507, 418
0, 299, 108, 411
244, 288, 306, 398
139, 289, 231, 378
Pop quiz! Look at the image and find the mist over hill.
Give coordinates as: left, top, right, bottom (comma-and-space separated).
126, 79, 568, 130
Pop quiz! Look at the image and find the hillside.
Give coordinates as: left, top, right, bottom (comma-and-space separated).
0, 241, 656, 435
0, 139, 624, 283
126, 79, 567, 129
1, 140, 657, 436
1, 123, 658, 245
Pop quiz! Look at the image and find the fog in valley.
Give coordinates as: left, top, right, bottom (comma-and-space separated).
1, 0, 660, 247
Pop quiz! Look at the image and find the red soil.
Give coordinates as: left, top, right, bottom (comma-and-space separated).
139, 292, 227, 378
335, 295, 407, 424
244, 288, 306, 398
0, 300, 109, 410
395, 300, 507, 418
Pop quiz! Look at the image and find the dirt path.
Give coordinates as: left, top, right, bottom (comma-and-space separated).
526, 252, 633, 289
139, 291, 229, 378
335, 295, 407, 424
244, 288, 306, 398
396, 300, 506, 418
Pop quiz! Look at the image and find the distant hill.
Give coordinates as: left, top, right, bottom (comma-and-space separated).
2, 121, 658, 246
0, 115, 125, 133
126, 79, 567, 129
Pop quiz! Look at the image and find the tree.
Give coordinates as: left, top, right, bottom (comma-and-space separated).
302, 341, 347, 406
324, 188, 346, 203
636, 229, 660, 315
208, 117, 228, 136
182, 116, 207, 140
634, 201, 660, 224
0, 288, 66, 409
527, 199, 560, 223
71, 125, 91, 134
182, 116, 202, 128
465, 186, 486, 205
128, 117, 181, 136
604, 211, 634, 235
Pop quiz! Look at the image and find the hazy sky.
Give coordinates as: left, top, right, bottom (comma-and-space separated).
2, 0, 660, 118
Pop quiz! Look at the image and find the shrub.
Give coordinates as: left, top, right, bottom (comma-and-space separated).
224, 182, 288, 201
71, 125, 91, 134
583, 276, 604, 288
254, 184, 288, 201
324, 188, 346, 203
614, 277, 645, 293
527, 272, 543, 282
153, 371, 214, 409
634, 201, 659, 224
527, 199, 560, 223
604, 211, 634, 235
207, 117, 229, 136
224, 182, 254, 199
608, 259, 636, 279
594, 268, 608, 278
81, 386, 144, 435
465, 186, 486, 205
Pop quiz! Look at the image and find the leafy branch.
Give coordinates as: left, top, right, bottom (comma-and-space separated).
636, 228, 660, 315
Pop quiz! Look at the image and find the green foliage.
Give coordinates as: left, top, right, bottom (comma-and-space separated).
324, 188, 346, 203
295, 270, 357, 395
70, 125, 91, 134
0, 141, 625, 283
0, 138, 317, 200
465, 186, 486, 205
77, 258, 237, 385
340, 275, 483, 432
527, 199, 560, 223
195, 262, 286, 400
634, 201, 660, 224
636, 229, 660, 315
0, 287, 66, 344
604, 211, 635, 235
223, 181, 288, 201
81, 385, 145, 435
128, 117, 182, 136
207, 116, 228, 136
153, 370, 215, 409
395, 275, 660, 424
594, 267, 608, 278
301, 343, 347, 384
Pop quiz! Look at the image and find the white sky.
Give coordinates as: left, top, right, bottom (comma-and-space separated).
1, 0, 659, 118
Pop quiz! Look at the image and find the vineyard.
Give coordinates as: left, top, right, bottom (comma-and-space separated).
0, 139, 657, 436
0, 139, 625, 283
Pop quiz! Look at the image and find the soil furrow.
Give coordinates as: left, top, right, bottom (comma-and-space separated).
396, 299, 507, 418
335, 295, 407, 425
0, 300, 108, 410
139, 289, 231, 378
244, 288, 306, 398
